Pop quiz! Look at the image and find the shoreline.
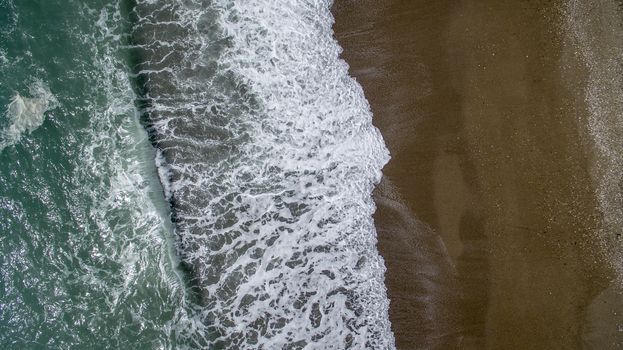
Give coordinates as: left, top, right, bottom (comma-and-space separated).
332, 1, 622, 348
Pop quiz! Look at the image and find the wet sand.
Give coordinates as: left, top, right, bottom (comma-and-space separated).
332, 1, 623, 349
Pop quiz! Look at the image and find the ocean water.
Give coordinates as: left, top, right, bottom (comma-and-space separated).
0, 0, 394, 349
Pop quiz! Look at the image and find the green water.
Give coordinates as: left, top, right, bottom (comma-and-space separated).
0, 1, 187, 348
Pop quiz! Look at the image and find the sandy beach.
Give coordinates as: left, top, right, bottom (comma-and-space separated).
332, 1, 623, 349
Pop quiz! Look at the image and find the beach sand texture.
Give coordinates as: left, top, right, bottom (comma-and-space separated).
332, 1, 623, 349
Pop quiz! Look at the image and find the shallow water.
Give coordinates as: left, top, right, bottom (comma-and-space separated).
127, 0, 393, 347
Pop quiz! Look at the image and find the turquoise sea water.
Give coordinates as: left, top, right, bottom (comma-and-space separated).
0, 1, 187, 348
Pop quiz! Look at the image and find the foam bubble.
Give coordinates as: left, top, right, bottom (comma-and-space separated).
1, 81, 57, 151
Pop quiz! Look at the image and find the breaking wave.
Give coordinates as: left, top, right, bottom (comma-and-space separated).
128, 0, 395, 348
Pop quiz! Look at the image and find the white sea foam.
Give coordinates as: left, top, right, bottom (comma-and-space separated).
131, 0, 395, 348
1, 81, 57, 151
214, 1, 394, 346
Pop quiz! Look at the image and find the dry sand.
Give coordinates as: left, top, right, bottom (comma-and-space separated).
332, 1, 623, 349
